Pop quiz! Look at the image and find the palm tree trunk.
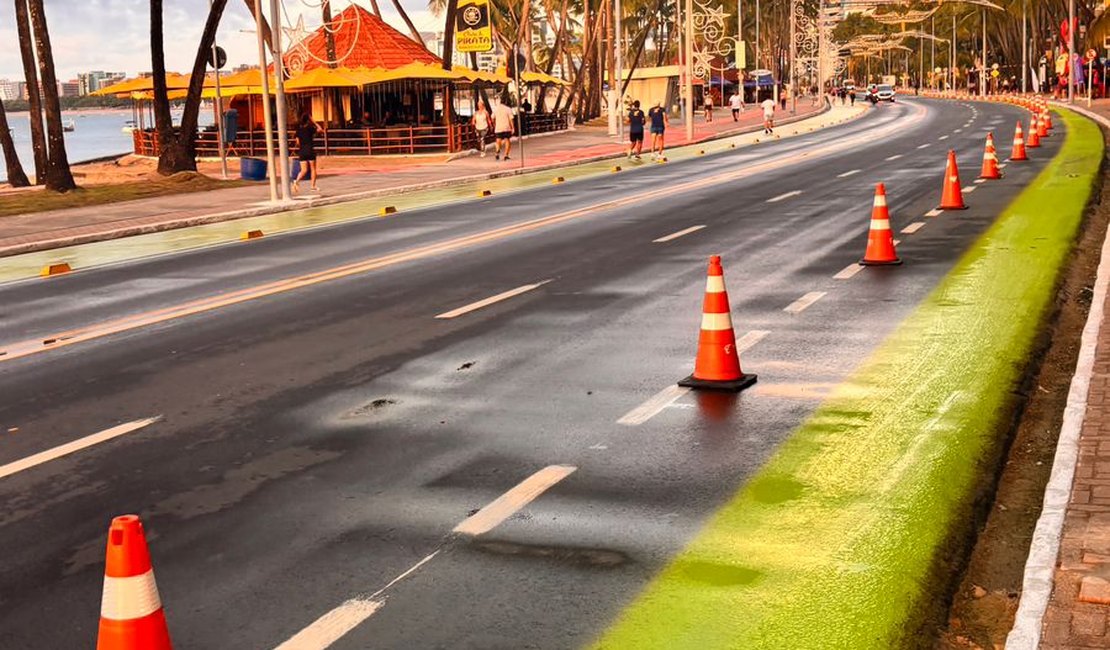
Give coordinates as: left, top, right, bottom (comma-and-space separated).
388, 0, 427, 46
441, 0, 459, 70
27, 0, 75, 191
367, 0, 381, 15
14, 0, 46, 184
0, 99, 30, 187
323, 1, 338, 67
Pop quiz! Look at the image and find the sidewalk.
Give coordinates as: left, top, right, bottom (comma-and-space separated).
1006, 99, 1110, 649
0, 100, 827, 258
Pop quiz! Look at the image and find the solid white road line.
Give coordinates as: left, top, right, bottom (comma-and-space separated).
274, 600, 382, 650
784, 291, 827, 314
837, 169, 861, 178
885, 154, 903, 161
653, 225, 706, 243
767, 190, 802, 203
435, 281, 551, 319
901, 222, 926, 234
735, 330, 770, 353
962, 186, 977, 194
917, 143, 932, 149
833, 263, 865, 280
0, 417, 161, 480
618, 385, 691, 426
453, 465, 576, 536
925, 208, 943, 217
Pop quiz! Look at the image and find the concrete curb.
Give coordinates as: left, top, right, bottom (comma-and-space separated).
0, 100, 836, 259
1005, 104, 1110, 650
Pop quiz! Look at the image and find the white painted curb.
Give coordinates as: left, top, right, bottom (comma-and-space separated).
1005, 104, 1110, 650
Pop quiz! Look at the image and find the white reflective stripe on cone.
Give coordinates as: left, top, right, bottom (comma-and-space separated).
101, 569, 162, 621
873, 195, 887, 207
701, 312, 734, 331
870, 219, 891, 231
705, 275, 726, 293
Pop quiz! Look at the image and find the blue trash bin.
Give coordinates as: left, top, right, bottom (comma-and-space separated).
240, 157, 267, 181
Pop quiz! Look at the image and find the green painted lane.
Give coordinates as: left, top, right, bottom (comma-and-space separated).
592, 108, 1103, 649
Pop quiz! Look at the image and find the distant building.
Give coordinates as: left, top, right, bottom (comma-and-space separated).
0, 79, 19, 101
60, 80, 81, 97
77, 70, 127, 96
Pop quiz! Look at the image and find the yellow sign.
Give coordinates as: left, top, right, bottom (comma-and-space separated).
456, 0, 493, 53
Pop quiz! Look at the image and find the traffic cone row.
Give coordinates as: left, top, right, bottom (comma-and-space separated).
97, 515, 173, 650
1011, 121, 1029, 161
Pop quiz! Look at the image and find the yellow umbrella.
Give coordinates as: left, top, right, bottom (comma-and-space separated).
218, 68, 276, 88
371, 61, 467, 83
284, 67, 366, 92
520, 71, 570, 86
91, 72, 204, 96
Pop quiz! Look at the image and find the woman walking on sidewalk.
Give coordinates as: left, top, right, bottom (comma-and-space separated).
293, 113, 322, 194
472, 103, 491, 157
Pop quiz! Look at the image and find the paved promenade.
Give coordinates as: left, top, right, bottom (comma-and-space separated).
0, 100, 829, 257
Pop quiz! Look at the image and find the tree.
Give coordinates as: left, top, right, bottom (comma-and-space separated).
0, 100, 30, 187
14, 0, 46, 184
440, 0, 459, 71
389, 0, 427, 44
150, 0, 229, 175
27, 0, 75, 191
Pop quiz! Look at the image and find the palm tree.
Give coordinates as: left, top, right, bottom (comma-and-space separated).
27, 0, 75, 191
14, 0, 46, 185
0, 99, 30, 187
150, 0, 229, 174
389, 0, 428, 44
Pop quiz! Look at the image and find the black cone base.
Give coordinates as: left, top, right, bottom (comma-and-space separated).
678, 373, 758, 392
860, 258, 902, 266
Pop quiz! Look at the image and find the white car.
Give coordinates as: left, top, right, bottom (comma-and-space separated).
875, 84, 896, 102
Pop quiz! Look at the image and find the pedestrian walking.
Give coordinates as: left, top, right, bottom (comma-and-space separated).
837, 87, 846, 105
648, 102, 669, 159
728, 90, 744, 121
849, 88, 856, 106
626, 100, 646, 160
493, 100, 514, 161
472, 102, 491, 157
703, 92, 713, 122
779, 86, 787, 111
293, 113, 322, 194
761, 97, 775, 134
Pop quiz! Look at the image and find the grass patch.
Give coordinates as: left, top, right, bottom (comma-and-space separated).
592, 108, 1103, 649
0, 173, 252, 218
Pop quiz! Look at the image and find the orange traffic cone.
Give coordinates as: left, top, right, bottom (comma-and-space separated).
1043, 111, 1053, 131
938, 150, 969, 210
678, 255, 757, 392
1037, 113, 1049, 137
979, 133, 1003, 180
1027, 115, 1041, 148
97, 515, 173, 650
1010, 121, 1029, 161
860, 183, 902, 266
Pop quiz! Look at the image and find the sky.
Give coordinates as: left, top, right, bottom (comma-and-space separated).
0, 0, 443, 82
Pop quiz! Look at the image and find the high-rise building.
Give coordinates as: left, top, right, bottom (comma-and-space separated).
60, 80, 81, 97
77, 70, 127, 96
0, 79, 19, 101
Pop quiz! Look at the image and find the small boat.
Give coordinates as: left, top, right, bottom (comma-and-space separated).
62, 119, 76, 132
121, 120, 136, 134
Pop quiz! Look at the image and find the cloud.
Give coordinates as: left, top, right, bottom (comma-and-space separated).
0, 0, 443, 82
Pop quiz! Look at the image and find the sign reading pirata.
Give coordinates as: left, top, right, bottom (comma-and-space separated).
455, 0, 493, 53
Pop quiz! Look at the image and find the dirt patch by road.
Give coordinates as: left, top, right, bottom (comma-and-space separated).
935, 125, 1110, 649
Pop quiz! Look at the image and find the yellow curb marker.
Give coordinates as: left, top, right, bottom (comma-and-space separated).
379, 206, 397, 216
240, 230, 265, 241
40, 262, 72, 278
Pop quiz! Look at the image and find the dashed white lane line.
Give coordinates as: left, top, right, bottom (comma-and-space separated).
0, 417, 161, 480
435, 281, 552, 319
784, 291, 827, 314
999, 163, 1008, 169
453, 465, 577, 536
767, 190, 802, 203
917, 143, 932, 149
938, 135, 950, 140
954, 128, 963, 133
893, 239, 902, 246
962, 185, 977, 194
653, 225, 706, 243
974, 178, 986, 184
901, 222, 926, 234
834, 263, 864, 280
925, 208, 943, 217
837, 169, 861, 178
618, 330, 769, 425
885, 154, 903, 161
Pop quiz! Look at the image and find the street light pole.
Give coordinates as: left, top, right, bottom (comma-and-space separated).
1021, 0, 1027, 93
684, 0, 694, 142
981, 9, 986, 97
269, 0, 292, 201
789, 0, 796, 114
754, 0, 760, 71
616, 0, 623, 136
253, 0, 277, 202
210, 0, 228, 180
1068, 0, 1075, 104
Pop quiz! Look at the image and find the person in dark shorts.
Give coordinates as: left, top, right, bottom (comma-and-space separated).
626, 100, 646, 160
647, 102, 669, 159
293, 113, 322, 193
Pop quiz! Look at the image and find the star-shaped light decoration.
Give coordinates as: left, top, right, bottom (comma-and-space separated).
283, 15, 311, 54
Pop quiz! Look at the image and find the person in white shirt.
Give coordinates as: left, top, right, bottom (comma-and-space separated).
761, 97, 775, 134
493, 101, 515, 160
472, 103, 491, 157
703, 93, 714, 122
728, 91, 744, 121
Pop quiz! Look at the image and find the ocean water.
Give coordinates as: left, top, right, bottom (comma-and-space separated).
1, 108, 214, 183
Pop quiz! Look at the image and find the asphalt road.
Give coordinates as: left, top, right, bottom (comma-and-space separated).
0, 98, 1060, 649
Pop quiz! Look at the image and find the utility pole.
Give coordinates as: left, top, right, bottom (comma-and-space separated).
1021, 0, 1027, 93
755, 0, 760, 72
210, 0, 228, 180
1068, 0, 1075, 103
981, 9, 986, 97
269, 0, 292, 201
253, 0, 277, 202
789, 0, 796, 114
951, 13, 956, 92
607, 0, 617, 135
685, 0, 694, 141
931, 16, 935, 91
616, 0, 623, 136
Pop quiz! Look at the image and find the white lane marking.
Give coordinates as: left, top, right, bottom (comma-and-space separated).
618, 385, 691, 426
0, 417, 161, 480
938, 135, 949, 140
917, 143, 932, 149
962, 186, 977, 194
275, 551, 440, 650
274, 600, 383, 650
837, 169, 861, 178
453, 465, 576, 536
925, 208, 943, 217
901, 222, 926, 234
954, 128, 963, 133
783, 291, 827, 314
885, 154, 903, 161
893, 239, 902, 246
974, 178, 986, 184
735, 329, 770, 353
998, 163, 1007, 169
766, 190, 802, 203
653, 225, 706, 243
834, 263, 864, 280
435, 281, 551, 319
